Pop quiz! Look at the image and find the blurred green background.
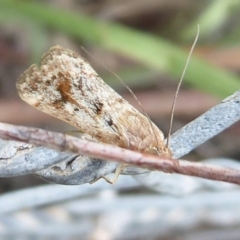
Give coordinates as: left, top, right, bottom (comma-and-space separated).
1, 0, 240, 97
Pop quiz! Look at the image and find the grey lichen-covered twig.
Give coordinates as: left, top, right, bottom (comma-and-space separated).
0, 140, 75, 177
0, 138, 118, 185
0, 90, 240, 185
135, 89, 240, 189
169, 90, 240, 158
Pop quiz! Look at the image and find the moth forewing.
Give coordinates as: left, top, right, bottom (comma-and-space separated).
16, 46, 171, 158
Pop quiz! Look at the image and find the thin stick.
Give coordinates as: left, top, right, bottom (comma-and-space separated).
166, 25, 200, 147
1, 122, 240, 185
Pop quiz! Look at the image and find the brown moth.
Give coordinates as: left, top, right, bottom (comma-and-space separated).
16, 46, 171, 159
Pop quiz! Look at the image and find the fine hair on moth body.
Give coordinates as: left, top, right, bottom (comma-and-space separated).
81, 46, 163, 156
16, 28, 198, 183
80, 46, 174, 181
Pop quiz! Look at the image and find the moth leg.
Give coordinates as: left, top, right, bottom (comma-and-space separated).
103, 163, 126, 184
91, 163, 125, 184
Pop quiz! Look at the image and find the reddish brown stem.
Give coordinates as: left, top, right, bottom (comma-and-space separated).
0, 122, 240, 185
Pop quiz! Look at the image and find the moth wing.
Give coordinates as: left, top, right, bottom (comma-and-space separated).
16, 46, 164, 151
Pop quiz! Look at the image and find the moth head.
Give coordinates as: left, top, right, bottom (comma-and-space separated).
144, 144, 172, 158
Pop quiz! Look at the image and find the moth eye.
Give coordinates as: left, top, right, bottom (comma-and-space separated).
74, 108, 79, 111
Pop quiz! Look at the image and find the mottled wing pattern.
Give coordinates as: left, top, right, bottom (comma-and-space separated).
16, 46, 169, 156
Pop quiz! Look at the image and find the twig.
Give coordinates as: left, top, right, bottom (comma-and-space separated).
0, 90, 240, 185
1, 122, 240, 185
169, 90, 240, 158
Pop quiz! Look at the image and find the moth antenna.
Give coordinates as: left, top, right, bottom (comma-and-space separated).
81, 47, 160, 148
166, 25, 200, 148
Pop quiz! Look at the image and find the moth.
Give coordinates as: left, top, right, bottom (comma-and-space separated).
16, 46, 172, 168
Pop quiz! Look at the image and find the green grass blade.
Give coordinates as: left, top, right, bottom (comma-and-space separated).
0, 0, 239, 98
